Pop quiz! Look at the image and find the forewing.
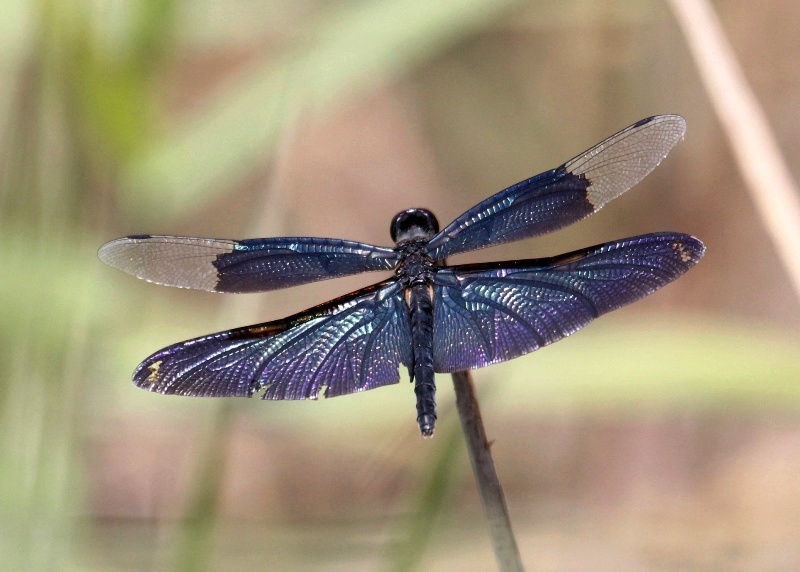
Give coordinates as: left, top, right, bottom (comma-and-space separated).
425, 115, 687, 260
432, 233, 704, 372
132, 280, 412, 399
99, 235, 398, 293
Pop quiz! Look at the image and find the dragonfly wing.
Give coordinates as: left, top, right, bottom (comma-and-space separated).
99, 235, 398, 293
426, 115, 686, 260
432, 233, 704, 372
132, 280, 412, 399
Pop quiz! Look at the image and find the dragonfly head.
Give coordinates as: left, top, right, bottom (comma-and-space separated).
390, 208, 439, 244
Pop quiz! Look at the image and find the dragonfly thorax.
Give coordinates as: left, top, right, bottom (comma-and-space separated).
395, 239, 436, 287
390, 208, 439, 243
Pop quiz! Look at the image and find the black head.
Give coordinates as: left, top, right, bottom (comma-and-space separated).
390, 208, 439, 243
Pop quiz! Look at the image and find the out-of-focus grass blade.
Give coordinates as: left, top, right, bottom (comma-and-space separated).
121, 0, 522, 221
387, 416, 463, 572
0, 228, 113, 352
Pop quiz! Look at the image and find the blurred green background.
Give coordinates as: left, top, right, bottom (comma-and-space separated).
2, 0, 799, 570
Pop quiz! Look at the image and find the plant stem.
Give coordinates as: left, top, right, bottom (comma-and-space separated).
668, 0, 800, 301
451, 371, 523, 571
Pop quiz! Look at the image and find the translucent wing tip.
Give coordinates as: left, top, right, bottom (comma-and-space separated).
97, 236, 150, 275
98, 235, 227, 291
639, 114, 686, 133
567, 114, 687, 211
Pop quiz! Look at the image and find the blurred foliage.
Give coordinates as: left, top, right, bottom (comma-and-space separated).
120, 0, 523, 222
1, 0, 798, 570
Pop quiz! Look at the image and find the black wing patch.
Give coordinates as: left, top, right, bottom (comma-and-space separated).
98, 235, 398, 293
431, 233, 704, 372
132, 280, 412, 399
425, 115, 686, 260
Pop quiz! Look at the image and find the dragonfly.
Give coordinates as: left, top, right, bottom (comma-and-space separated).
99, 115, 704, 437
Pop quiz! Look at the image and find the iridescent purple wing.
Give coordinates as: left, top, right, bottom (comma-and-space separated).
98, 235, 398, 293
132, 280, 411, 399
425, 115, 686, 261
431, 233, 704, 372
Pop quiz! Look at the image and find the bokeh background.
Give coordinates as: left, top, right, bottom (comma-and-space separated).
2, 0, 799, 570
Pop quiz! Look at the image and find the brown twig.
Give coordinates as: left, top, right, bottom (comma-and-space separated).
669, 0, 800, 302
452, 371, 524, 571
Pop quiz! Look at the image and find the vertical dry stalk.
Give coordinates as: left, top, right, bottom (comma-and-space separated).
669, 0, 800, 301
452, 371, 524, 572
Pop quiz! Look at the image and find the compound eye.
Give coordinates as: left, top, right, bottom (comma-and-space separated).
390, 209, 439, 243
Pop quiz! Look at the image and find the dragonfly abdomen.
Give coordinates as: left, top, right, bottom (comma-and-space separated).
409, 283, 436, 437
